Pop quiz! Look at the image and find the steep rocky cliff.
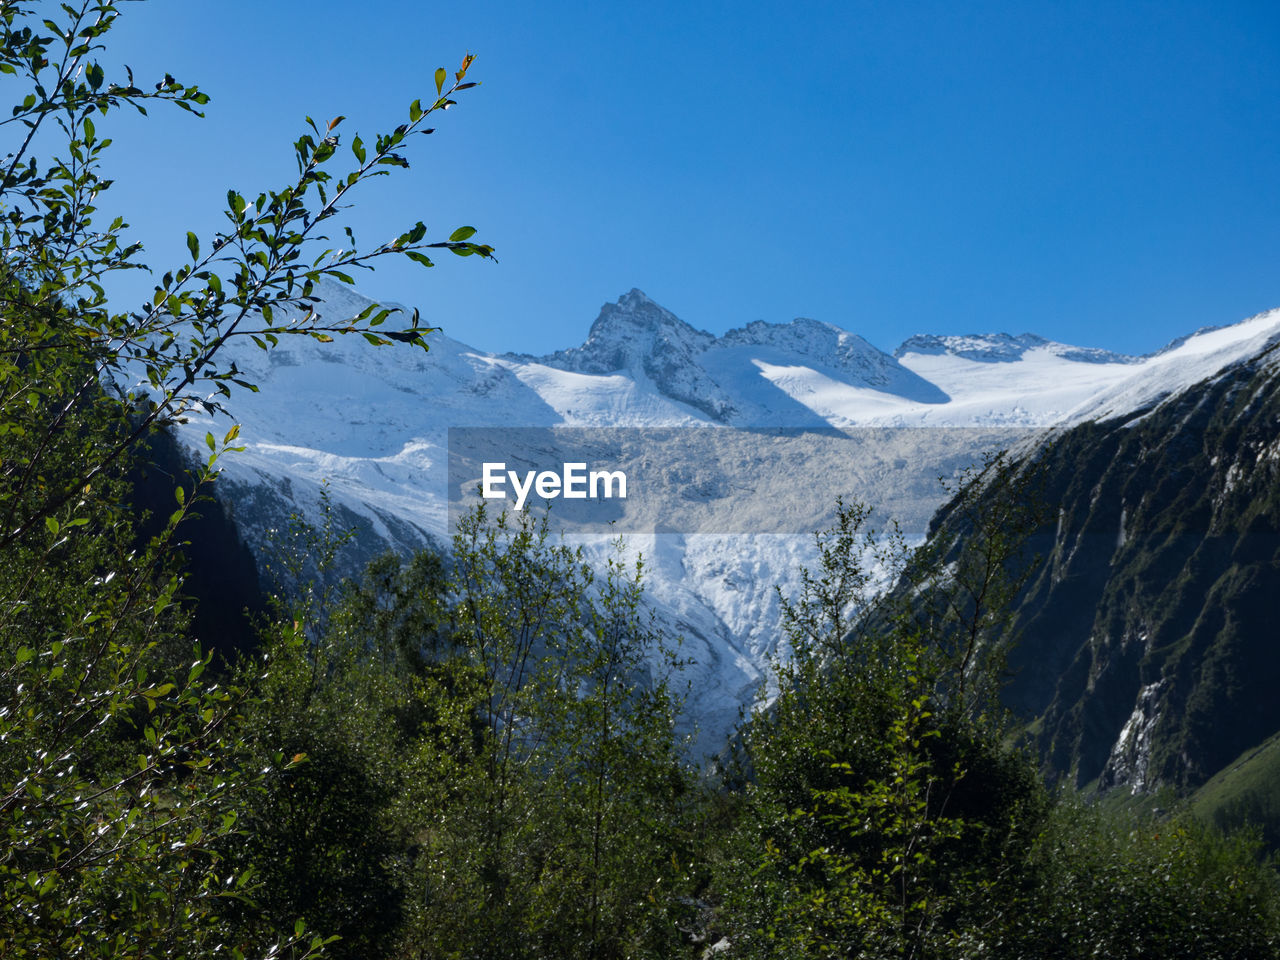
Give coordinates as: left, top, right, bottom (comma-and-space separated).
967, 340, 1280, 794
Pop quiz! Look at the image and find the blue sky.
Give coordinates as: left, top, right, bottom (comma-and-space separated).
94, 1, 1280, 356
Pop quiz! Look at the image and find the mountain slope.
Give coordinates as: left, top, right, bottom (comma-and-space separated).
935, 337, 1280, 794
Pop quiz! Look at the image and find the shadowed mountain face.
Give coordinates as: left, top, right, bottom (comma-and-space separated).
945, 342, 1280, 794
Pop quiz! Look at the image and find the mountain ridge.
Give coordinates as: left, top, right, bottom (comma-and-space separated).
895, 332, 1141, 365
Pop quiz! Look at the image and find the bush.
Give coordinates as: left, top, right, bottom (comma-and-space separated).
999, 798, 1280, 959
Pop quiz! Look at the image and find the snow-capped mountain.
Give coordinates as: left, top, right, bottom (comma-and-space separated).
518, 289, 949, 425
183, 284, 1280, 758
895, 332, 1139, 365
519, 289, 730, 421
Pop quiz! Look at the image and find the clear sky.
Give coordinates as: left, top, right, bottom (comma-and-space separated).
89, 0, 1280, 357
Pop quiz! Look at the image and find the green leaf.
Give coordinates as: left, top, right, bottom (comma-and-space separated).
409, 99, 422, 123
435, 66, 446, 95
186, 231, 199, 261
44, 516, 59, 535
449, 225, 477, 242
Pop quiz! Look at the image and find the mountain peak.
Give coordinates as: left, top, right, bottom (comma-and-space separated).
586, 289, 709, 342
723, 316, 869, 353
521, 292, 731, 418
616, 287, 656, 309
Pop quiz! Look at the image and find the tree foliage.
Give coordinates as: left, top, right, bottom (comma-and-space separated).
0, 1, 490, 954
0, 0, 492, 550
396, 507, 693, 960
714, 483, 1044, 959
233, 506, 695, 960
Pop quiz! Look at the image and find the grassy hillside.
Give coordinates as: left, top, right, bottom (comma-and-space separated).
1192, 732, 1280, 849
